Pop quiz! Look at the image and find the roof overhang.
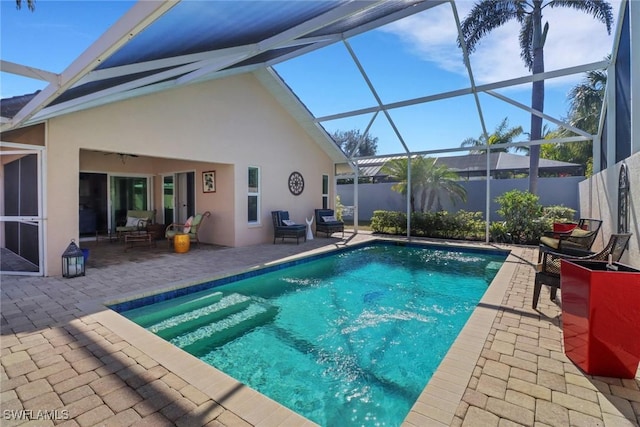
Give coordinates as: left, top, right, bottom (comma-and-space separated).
1, 0, 447, 132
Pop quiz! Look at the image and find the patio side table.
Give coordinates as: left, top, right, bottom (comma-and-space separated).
173, 233, 190, 253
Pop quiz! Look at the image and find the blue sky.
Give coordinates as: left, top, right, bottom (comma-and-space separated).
1, 0, 620, 155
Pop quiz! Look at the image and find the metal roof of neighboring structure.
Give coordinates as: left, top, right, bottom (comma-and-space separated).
339, 152, 583, 177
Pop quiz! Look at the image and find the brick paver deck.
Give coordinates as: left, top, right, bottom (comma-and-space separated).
1, 234, 639, 427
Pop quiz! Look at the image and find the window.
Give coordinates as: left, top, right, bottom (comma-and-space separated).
322, 174, 329, 209
248, 167, 260, 224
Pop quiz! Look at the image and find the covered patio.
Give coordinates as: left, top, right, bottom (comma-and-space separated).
1, 235, 639, 426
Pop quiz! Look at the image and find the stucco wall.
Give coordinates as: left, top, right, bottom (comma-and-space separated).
44, 73, 336, 275
579, 152, 640, 268
339, 176, 584, 222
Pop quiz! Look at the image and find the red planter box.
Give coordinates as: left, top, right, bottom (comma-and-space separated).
553, 222, 578, 234
561, 260, 640, 378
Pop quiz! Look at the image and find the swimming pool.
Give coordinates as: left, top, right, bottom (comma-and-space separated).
113, 241, 508, 426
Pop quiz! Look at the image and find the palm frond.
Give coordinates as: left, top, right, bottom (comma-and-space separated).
519, 14, 534, 70
15, 0, 35, 11
548, 0, 614, 33
459, 1, 523, 53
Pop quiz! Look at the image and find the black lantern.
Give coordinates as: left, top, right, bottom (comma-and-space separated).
62, 239, 85, 278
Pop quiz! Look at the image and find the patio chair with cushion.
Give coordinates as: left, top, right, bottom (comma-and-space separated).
538, 218, 602, 262
533, 233, 632, 309
115, 209, 155, 240
165, 211, 211, 247
271, 211, 306, 244
314, 209, 344, 238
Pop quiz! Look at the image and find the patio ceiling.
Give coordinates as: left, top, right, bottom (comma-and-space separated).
0, 0, 446, 132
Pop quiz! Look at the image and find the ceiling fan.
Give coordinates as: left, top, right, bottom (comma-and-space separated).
104, 152, 139, 164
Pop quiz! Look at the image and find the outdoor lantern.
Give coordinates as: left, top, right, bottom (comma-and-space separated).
62, 239, 85, 278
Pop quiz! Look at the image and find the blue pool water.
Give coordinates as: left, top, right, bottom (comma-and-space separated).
117, 242, 507, 426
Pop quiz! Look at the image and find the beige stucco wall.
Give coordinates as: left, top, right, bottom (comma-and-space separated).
579, 152, 640, 268
44, 72, 337, 275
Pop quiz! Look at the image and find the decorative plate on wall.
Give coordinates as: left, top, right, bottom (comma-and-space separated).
288, 171, 304, 195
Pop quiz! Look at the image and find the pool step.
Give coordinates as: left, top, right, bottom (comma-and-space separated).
125, 291, 225, 328
485, 261, 502, 283
146, 293, 277, 355
149, 293, 254, 341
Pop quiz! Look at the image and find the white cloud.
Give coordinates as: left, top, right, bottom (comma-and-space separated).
381, 0, 620, 86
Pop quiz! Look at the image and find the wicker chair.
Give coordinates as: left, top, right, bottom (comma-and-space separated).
538, 218, 602, 262
165, 211, 210, 247
314, 209, 344, 238
533, 233, 632, 309
271, 211, 306, 244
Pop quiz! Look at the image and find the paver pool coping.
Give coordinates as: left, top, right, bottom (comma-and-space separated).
78, 237, 520, 426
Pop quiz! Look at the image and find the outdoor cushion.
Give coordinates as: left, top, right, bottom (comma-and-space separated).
116, 210, 155, 235
183, 216, 194, 233
539, 236, 559, 249
165, 211, 211, 246
322, 215, 337, 222
570, 228, 590, 237
282, 219, 296, 226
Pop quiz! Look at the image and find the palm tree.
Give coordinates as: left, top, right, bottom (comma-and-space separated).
382, 157, 467, 212
421, 158, 467, 212
542, 60, 608, 176
459, 0, 613, 195
562, 61, 608, 136
460, 117, 524, 154
382, 157, 422, 213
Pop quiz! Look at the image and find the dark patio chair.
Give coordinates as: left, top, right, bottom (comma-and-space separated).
271, 211, 306, 244
538, 218, 602, 262
533, 233, 632, 309
314, 209, 344, 238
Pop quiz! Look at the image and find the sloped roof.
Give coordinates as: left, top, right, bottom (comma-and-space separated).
0, 91, 38, 119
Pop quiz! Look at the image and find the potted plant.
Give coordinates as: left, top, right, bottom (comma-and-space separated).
561, 259, 640, 378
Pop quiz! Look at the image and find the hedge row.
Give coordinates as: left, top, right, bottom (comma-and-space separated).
370, 210, 485, 241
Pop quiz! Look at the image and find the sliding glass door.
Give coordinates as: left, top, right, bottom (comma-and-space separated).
110, 176, 149, 230
161, 172, 195, 225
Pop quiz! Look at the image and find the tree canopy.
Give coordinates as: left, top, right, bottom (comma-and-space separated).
540, 59, 609, 176
461, 117, 524, 154
332, 129, 378, 158
459, 0, 613, 194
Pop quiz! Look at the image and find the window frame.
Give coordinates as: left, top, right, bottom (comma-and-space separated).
248, 166, 260, 225
322, 174, 329, 209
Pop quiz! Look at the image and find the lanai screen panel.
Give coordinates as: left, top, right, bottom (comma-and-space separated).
43, 1, 431, 108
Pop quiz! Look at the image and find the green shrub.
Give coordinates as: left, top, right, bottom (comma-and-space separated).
489, 222, 511, 243
370, 210, 484, 240
542, 205, 576, 224
495, 190, 544, 244
335, 195, 344, 222
370, 210, 406, 234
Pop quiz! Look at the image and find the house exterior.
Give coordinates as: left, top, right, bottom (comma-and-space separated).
2, 0, 638, 276
1, 70, 347, 276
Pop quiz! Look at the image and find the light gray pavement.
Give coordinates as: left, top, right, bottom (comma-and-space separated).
1, 233, 639, 427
